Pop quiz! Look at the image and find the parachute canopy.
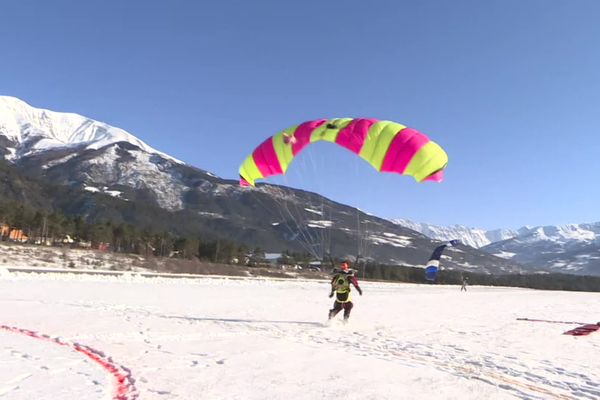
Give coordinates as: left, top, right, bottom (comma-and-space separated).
425, 239, 460, 282
239, 118, 448, 186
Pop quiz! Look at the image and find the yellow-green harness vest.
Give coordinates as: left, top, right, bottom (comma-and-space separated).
332, 274, 352, 303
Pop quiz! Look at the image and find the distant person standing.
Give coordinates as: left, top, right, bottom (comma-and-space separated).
461, 276, 468, 292
328, 262, 362, 322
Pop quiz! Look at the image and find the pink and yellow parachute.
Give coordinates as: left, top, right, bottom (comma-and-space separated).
239, 118, 448, 186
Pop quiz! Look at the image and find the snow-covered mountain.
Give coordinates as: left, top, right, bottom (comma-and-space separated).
2, 96, 599, 275
392, 219, 520, 248
0, 96, 180, 163
0, 96, 525, 273
0, 96, 201, 210
393, 218, 600, 276
482, 223, 600, 275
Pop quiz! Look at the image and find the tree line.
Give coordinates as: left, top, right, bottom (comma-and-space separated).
3, 198, 600, 292
0, 199, 258, 263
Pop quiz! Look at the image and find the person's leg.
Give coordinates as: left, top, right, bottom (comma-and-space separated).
343, 302, 354, 320
329, 300, 343, 319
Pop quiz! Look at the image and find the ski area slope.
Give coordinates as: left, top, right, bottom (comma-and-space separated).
0, 272, 599, 400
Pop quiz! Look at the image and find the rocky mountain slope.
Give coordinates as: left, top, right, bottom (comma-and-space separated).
0, 96, 535, 274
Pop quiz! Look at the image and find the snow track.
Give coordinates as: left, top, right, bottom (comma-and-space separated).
138, 311, 598, 400
1, 272, 598, 399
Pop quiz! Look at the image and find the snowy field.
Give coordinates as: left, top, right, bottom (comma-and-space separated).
0, 242, 153, 273
1, 271, 599, 400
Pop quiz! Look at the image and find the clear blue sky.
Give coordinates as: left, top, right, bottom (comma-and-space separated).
2, 0, 599, 229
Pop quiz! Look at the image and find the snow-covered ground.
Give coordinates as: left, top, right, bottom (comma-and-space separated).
0, 242, 152, 272
1, 271, 599, 400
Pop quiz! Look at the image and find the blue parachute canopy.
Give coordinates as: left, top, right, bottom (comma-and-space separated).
424, 240, 460, 282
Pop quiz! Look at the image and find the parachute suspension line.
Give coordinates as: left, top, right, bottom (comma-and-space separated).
277, 184, 323, 261
360, 219, 372, 262
299, 148, 326, 259
304, 145, 329, 262
245, 186, 296, 246
248, 186, 319, 260
352, 152, 367, 275
319, 197, 332, 262
278, 191, 316, 257
270, 185, 322, 260
265, 186, 306, 255
284, 197, 322, 260
278, 146, 331, 264
355, 206, 362, 263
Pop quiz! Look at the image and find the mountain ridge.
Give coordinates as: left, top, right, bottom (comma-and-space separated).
0, 96, 181, 164
393, 219, 600, 275
4, 96, 593, 275
391, 218, 520, 248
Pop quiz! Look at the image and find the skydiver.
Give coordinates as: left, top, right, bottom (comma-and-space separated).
328, 261, 362, 323
461, 276, 468, 291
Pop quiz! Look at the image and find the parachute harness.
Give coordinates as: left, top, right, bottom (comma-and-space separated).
332, 274, 353, 303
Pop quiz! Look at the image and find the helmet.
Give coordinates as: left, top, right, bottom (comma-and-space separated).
283, 134, 297, 145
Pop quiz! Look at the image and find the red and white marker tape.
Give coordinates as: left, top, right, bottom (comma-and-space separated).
0, 325, 138, 400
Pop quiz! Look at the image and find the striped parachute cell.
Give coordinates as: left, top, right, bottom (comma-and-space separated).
239, 118, 448, 186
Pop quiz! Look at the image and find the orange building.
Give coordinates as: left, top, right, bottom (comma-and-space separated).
8, 229, 28, 243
